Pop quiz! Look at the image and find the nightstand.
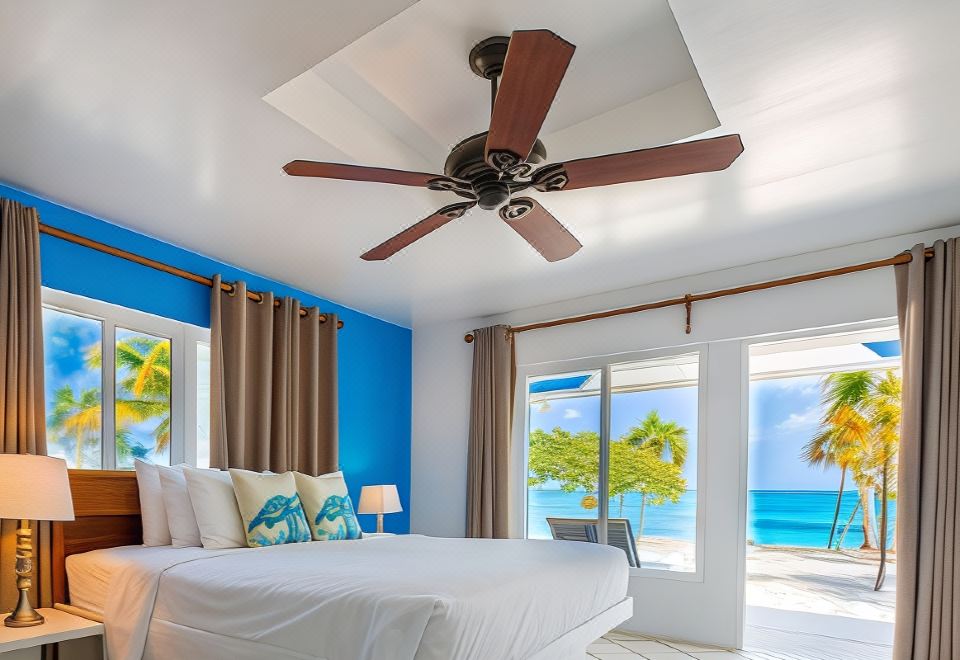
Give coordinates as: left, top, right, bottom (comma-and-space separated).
0, 607, 103, 659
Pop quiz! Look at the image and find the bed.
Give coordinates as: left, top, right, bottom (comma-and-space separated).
53, 471, 632, 660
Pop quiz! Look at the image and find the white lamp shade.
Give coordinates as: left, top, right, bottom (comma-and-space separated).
357, 484, 402, 515
0, 455, 75, 521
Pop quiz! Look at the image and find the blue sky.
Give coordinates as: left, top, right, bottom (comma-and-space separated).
528, 373, 846, 492
748, 374, 844, 490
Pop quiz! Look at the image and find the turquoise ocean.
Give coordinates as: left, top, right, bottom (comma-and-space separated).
528, 489, 897, 548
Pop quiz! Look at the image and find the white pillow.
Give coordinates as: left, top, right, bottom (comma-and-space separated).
156, 464, 202, 547
182, 467, 246, 549
134, 460, 171, 546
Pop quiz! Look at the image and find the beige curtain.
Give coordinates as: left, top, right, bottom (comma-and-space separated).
894, 239, 960, 660
0, 198, 52, 612
466, 324, 515, 539
209, 276, 338, 475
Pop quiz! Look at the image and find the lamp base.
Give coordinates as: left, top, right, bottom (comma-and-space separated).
4, 590, 44, 627
376, 513, 384, 534
5, 521, 43, 627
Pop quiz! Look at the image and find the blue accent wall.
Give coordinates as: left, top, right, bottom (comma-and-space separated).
1, 183, 411, 534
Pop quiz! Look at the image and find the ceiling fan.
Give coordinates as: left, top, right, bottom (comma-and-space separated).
283, 30, 744, 262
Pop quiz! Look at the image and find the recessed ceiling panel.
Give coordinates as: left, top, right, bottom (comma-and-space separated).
265, 0, 719, 171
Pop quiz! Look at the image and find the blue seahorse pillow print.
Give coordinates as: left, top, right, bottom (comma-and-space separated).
229, 469, 311, 547
294, 471, 363, 541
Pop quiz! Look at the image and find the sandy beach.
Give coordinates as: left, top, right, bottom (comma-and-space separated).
633, 536, 895, 622
746, 544, 896, 622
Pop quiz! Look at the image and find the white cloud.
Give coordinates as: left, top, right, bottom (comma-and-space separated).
776, 406, 820, 431
563, 408, 582, 419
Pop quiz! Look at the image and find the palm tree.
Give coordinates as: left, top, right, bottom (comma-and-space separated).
805, 371, 880, 550
803, 393, 869, 548
88, 337, 171, 455
622, 411, 689, 535
50, 336, 172, 468
49, 385, 102, 468
865, 370, 901, 590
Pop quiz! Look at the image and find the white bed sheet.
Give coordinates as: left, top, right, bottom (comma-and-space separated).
72, 535, 629, 660
65, 544, 203, 615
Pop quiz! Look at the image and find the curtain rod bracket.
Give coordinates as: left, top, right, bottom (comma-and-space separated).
684, 294, 693, 334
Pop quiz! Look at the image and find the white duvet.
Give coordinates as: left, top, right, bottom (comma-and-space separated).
95, 535, 628, 660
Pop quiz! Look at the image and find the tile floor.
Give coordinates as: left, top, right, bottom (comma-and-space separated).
588, 630, 745, 660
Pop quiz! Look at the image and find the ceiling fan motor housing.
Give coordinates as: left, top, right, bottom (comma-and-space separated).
444, 132, 546, 209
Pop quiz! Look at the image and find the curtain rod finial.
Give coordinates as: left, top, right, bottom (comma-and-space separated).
464, 333, 475, 343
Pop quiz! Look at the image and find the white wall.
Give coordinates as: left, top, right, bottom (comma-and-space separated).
410, 223, 959, 645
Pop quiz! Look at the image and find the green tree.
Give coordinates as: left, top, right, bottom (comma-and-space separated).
621, 411, 689, 535
528, 412, 688, 539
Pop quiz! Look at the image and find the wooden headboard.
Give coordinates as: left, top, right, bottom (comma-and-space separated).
52, 470, 142, 604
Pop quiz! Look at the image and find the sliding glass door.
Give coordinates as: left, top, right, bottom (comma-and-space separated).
520, 349, 705, 577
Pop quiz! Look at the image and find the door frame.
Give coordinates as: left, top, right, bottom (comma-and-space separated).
735, 317, 900, 647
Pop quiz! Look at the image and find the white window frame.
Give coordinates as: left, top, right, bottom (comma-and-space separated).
42, 288, 210, 469
513, 343, 708, 581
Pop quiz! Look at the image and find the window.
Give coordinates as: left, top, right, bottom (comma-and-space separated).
43, 289, 210, 469
523, 350, 703, 575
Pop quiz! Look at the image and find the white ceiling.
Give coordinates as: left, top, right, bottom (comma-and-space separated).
1, 1, 959, 328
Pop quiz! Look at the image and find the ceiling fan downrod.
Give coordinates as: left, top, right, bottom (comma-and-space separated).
468, 35, 510, 115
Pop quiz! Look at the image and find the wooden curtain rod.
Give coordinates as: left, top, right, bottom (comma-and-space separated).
463, 248, 934, 343
38, 223, 344, 328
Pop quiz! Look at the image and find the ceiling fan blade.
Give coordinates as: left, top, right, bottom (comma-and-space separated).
484, 30, 575, 172
499, 197, 581, 262
283, 161, 449, 188
361, 201, 475, 261
532, 134, 744, 192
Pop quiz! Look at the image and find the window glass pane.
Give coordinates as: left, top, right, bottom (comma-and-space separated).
609, 353, 699, 572
196, 342, 211, 469
43, 307, 104, 469
115, 327, 171, 469
526, 370, 601, 541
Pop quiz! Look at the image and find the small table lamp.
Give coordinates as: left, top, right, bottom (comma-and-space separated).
358, 484, 402, 534
0, 455, 74, 628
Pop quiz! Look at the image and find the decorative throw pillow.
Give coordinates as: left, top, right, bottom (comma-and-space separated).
156, 464, 202, 547
293, 471, 362, 541
182, 467, 247, 549
229, 469, 311, 547
134, 460, 171, 546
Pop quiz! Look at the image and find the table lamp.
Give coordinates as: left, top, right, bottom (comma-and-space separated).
358, 484, 402, 534
0, 455, 74, 627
